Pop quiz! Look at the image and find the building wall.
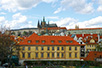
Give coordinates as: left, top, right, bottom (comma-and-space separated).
19, 45, 80, 60
11, 29, 39, 36
67, 29, 102, 34
85, 44, 97, 52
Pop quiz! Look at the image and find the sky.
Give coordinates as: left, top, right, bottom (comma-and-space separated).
0, 0, 102, 29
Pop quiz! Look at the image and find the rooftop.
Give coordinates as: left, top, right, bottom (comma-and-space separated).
19, 33, 83, 46
84, 51, 102, 61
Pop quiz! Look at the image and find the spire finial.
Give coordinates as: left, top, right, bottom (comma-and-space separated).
43, 16, 45, 22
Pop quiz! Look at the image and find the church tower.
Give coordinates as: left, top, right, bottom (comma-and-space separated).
41, 16, 46, 28
37, 20, 40, 28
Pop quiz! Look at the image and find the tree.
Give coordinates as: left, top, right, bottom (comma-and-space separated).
96, 45, 102, 51
0, 27, 20, 65
11, 32, 15, 35
23, 31, 28, 36
28, 31, 33, 35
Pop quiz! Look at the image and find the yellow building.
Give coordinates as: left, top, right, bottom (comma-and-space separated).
85, 39, 99, 56
18, 33, 83, 64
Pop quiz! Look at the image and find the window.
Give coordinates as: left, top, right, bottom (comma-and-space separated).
28, 53, 30, 58
51, 40, 54, 43
28, 47, 30, 50
47, 47, 50, 50
70, 41, 72, 43
41, 47, 44, 50
66, 41, 69, 43
57, 47, 59, 50
58, 40, 62, 43
52, 53, 54, 57
36, 40, 39, 43
28, 40, 31, 43
75, 47, 77, 50
62, 53, 64, 57
36, 47, 38, 50
20, 39, 22, 41
41, 53, 43, 58
22, 47, 25, 50
36, 53, 38, 57
52, 47, 54, 50
80, 42, 82, 44
57, 53, 59, 57
69, 53, 71, 57
75, 53, 77, 58
69, 47, 71, 50
42, 40, 45, 43
62, 47, 64, 50
22, 53, 25, 58
47, 53, 50, 58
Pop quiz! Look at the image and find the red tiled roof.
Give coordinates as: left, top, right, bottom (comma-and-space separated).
41, 27, 67, 30
19, 33, 82, 46
68, 27, 102, 30
84, 51, 102, 61
76, 34, 98, 39
70, 34, 98, 44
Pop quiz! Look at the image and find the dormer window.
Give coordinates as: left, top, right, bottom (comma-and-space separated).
42, 40, 45, 43
51, 40, 54, 43
28, 40, 31, 43
20, 39, 22, 41
70, 41, 73, 43
58, 40, 62, 43
36, 40, 39, 43
66, 40, 69, 43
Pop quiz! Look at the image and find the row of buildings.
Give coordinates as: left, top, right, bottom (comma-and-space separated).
9, 17, 102, 64
11, 32, 102, 64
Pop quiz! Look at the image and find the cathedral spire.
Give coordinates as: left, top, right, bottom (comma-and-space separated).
37, 20, 40, 28
43, 16, 45, 22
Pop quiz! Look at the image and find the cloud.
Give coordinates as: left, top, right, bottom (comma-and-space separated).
54, 0, 94, 14
46, 16, 59, 19
0, 0, 58, 12
0, 16, 5, 23
0, 13, 34, 29
50, 17, 78, 28
97, 6, 102, 12
97, 0, 102, 12
54, 7, 64, 14
0, 12, 6, 15
12, 13, 27, 23
50, 16, 102, 29
42, 0, 58, 3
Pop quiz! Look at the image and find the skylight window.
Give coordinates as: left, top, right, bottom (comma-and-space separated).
51, 40, 54, 43
42, 40, 45, 43
28, 40, 31, 43
58, 40, 62, 43
66, 40, 69, 43
36, 40, 39, 43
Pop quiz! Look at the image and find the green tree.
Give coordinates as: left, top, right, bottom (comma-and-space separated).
29, 31, 33, 35
0, 27, 20, 65
23, 31, 28, 36
11, 32, 15, 35
96, 45, 102, 51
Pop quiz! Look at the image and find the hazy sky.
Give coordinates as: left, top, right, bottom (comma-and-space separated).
0, 0, 102, 29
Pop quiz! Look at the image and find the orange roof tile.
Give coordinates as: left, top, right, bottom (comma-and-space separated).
84, 51, 102, 61
76, 34, 98, 39
19, 33, 82, 46
41, 27, 67, 30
